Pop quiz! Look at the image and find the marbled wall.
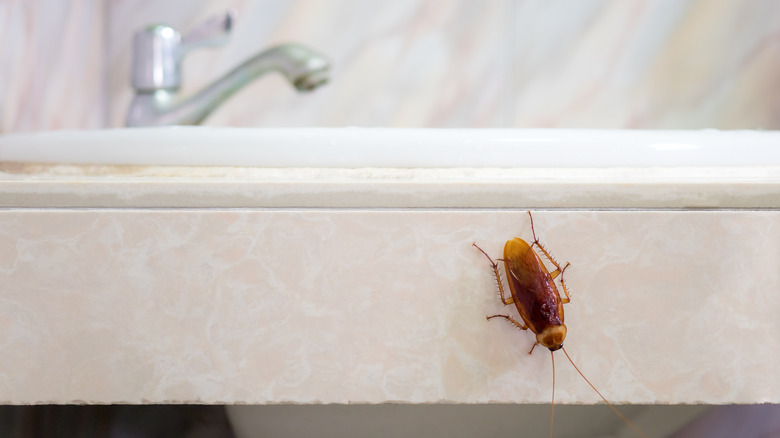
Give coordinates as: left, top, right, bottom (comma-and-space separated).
2, 0, 780, 132
0, 0, 107, 133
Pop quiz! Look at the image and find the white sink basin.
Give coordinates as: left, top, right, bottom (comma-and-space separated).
1, 127, 778, 167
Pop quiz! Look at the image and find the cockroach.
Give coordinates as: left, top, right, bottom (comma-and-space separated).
473, 211, 647, 438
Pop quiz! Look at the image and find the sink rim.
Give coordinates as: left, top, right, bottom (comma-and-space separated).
1, 127, 778, 168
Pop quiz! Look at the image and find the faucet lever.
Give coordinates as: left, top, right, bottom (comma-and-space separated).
181, 10, 235, 53
130, 10, 235, 92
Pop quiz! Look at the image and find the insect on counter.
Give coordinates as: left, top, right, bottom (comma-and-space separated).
473, 211, 647, 438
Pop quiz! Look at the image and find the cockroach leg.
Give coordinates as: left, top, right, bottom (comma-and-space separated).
526, 212, 572, 304
552, 261, 571, 304
559, 276, 571, 305
532, 239, 563, 271
473, 243, 514, 305
532, 239, 568, 280
486, 314, 528, 331
527, 210, 539, 241
527, 212, 567, 274
529, 341, 539, 355
548, 260, 570, 281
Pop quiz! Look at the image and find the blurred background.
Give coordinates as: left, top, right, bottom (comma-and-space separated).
1, 0, 779, 133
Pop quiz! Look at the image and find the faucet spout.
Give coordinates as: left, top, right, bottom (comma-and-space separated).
126, 43, 329, 127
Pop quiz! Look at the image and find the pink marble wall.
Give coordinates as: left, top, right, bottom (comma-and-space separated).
2, 0, 780, 132
0, 0, 107, 133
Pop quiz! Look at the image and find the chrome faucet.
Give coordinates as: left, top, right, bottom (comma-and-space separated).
125, 11, 330, 127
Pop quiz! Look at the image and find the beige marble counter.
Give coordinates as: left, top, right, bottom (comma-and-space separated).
1, 208, 777, 404
1, 163, 779, 208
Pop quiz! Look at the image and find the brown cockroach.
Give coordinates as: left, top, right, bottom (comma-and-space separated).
473, 211, 647, 438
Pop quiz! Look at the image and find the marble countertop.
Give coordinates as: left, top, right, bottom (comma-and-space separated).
1, 163, 779, 208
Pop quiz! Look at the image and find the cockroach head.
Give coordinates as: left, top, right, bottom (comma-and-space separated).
537, 324, 567, 351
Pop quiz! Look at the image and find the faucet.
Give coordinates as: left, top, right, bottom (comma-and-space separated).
125, 11, 330, 127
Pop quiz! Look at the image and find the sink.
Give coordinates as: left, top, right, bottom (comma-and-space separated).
1, 127, 778, 209
1, 127, 778, 167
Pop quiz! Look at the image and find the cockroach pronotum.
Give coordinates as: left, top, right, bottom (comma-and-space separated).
473, 211, 648, 438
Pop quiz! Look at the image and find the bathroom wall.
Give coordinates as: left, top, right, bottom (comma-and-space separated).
0, 0, 107, 133
2, 0, 780, 132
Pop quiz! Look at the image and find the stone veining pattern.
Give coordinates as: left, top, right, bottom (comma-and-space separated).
3, 1, 780, 132
1, 210, 777, 404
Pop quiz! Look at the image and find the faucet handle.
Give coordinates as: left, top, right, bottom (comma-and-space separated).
130, 10, 235, 92
181, 10, 235, 53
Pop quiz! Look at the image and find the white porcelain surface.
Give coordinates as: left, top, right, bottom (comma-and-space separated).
2, 127, 779, 167
1, 210, 778, 404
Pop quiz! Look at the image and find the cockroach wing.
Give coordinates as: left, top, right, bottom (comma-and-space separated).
503, 237, 564, 335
